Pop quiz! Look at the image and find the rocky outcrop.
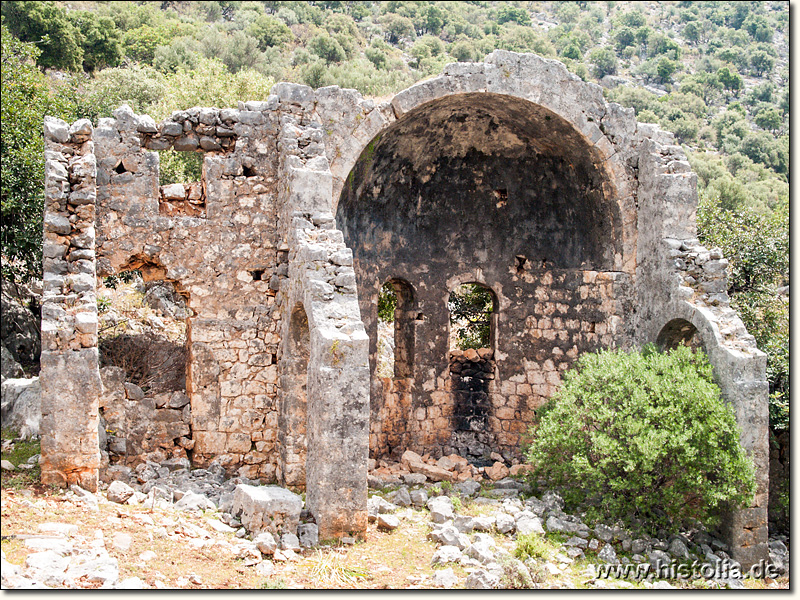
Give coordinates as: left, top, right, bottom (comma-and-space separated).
0, 377, 41, 439
1, 277, 41, 373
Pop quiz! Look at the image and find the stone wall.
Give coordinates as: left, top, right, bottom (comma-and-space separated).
40, 51, 768, 559
99, 366, 191, 466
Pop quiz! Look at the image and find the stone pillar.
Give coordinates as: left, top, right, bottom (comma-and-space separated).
711, 351, 770, 570
635, 126, 769, 569
305, 327, 370, 540
275, 86, 370, 538
39, 117, 102, 491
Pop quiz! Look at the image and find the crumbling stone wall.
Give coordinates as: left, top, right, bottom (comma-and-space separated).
40, 51, 768, 560
99, 366, 191, 466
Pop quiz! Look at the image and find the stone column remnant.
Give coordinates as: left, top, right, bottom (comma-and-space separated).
275, 84, 370, 538
40, 116, 102, 491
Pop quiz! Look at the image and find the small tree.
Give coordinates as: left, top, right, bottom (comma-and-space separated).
587, 47, 617, 79
526, 345, 756, 532
449, 284, 494, 350
717, 66, 743, 96
656, 57, 677, 83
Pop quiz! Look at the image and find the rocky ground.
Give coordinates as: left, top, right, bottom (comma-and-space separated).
0, 444, 790, 590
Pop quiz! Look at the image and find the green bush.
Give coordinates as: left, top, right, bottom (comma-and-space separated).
525, 345, 756, 532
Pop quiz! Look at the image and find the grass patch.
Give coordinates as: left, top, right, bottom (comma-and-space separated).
1, 429, 41, 489
513, 533, 558, 561
306, 549, 370, 588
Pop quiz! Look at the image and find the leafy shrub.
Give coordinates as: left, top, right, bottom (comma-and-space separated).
525, 345, 756, 532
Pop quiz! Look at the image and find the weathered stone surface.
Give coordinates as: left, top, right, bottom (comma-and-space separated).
377, 514, 400, 531
428, 524, 463, 548
0, 377, 41, 439
465, 568, 500, 589
107, 480, 136, 504
298, 523, 319, 547
232, 484, 303, 536
407, 460, 454, 482
1, 345, 25, 379
434, 546, 465, 570
597, 544, 618, 564
44, 117, 70, 143
495, 512, 515, 534
426, 496, 454, 523
432, 566, 460, 588
254, 532, 277, 555
280, 532, 301, 551
515, 514, 545, 536
1, 279, 41, 371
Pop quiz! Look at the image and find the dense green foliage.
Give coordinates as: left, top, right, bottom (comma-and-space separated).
526, 345, 756, 532
697, 198, 789, 431
0, 25, 80, 281
377, 282, 398, 324
0, 1, 789, 431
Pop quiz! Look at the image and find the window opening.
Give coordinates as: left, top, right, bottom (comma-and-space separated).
448, 283, 495, 352
157, 148, 205, 217
376, 279, 416, 379
376, 283, 396, 378
98, 270, 192, 465
448, 283, 496, 445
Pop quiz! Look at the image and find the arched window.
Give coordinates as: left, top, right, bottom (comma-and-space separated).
448, 283, 497, 436
376, 279, 416, 379
656, 318, 704, 352
448, 283, 496, 352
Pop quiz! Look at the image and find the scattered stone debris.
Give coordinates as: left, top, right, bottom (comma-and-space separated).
2, 448, 789, 589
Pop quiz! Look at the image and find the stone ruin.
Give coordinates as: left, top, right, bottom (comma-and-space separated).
40, 51, 768, 565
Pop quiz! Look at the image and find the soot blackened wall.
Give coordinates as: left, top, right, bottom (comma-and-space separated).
337, 94, 633, 462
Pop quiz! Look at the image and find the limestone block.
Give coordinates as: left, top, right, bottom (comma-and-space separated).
161, 183, 187, 201
193, 431, 226, 455
45, 160, 69, 182
271, 82, 314, 106
199, 136, 222, 151
44, 214, 71, 235
161, 122, 183, 137
409, 460, 454, 483
44, 117, 70, 143
173, 134, 199, 152
232, 484, 303, 536
136, 115, 158, 134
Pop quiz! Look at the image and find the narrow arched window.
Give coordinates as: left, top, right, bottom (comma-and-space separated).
377, 279, 416, 379
448, 283, 496, 352
448, 283, 497, 436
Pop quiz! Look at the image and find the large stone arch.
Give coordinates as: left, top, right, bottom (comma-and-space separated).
331, 76, 636, 463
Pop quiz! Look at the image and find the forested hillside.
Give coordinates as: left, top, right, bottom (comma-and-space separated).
0, 1, 788, 439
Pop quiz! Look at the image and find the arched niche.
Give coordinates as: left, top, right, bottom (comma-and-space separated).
336, 92, 628, 461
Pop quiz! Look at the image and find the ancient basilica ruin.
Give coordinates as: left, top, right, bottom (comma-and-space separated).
40, 51, 768, 565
